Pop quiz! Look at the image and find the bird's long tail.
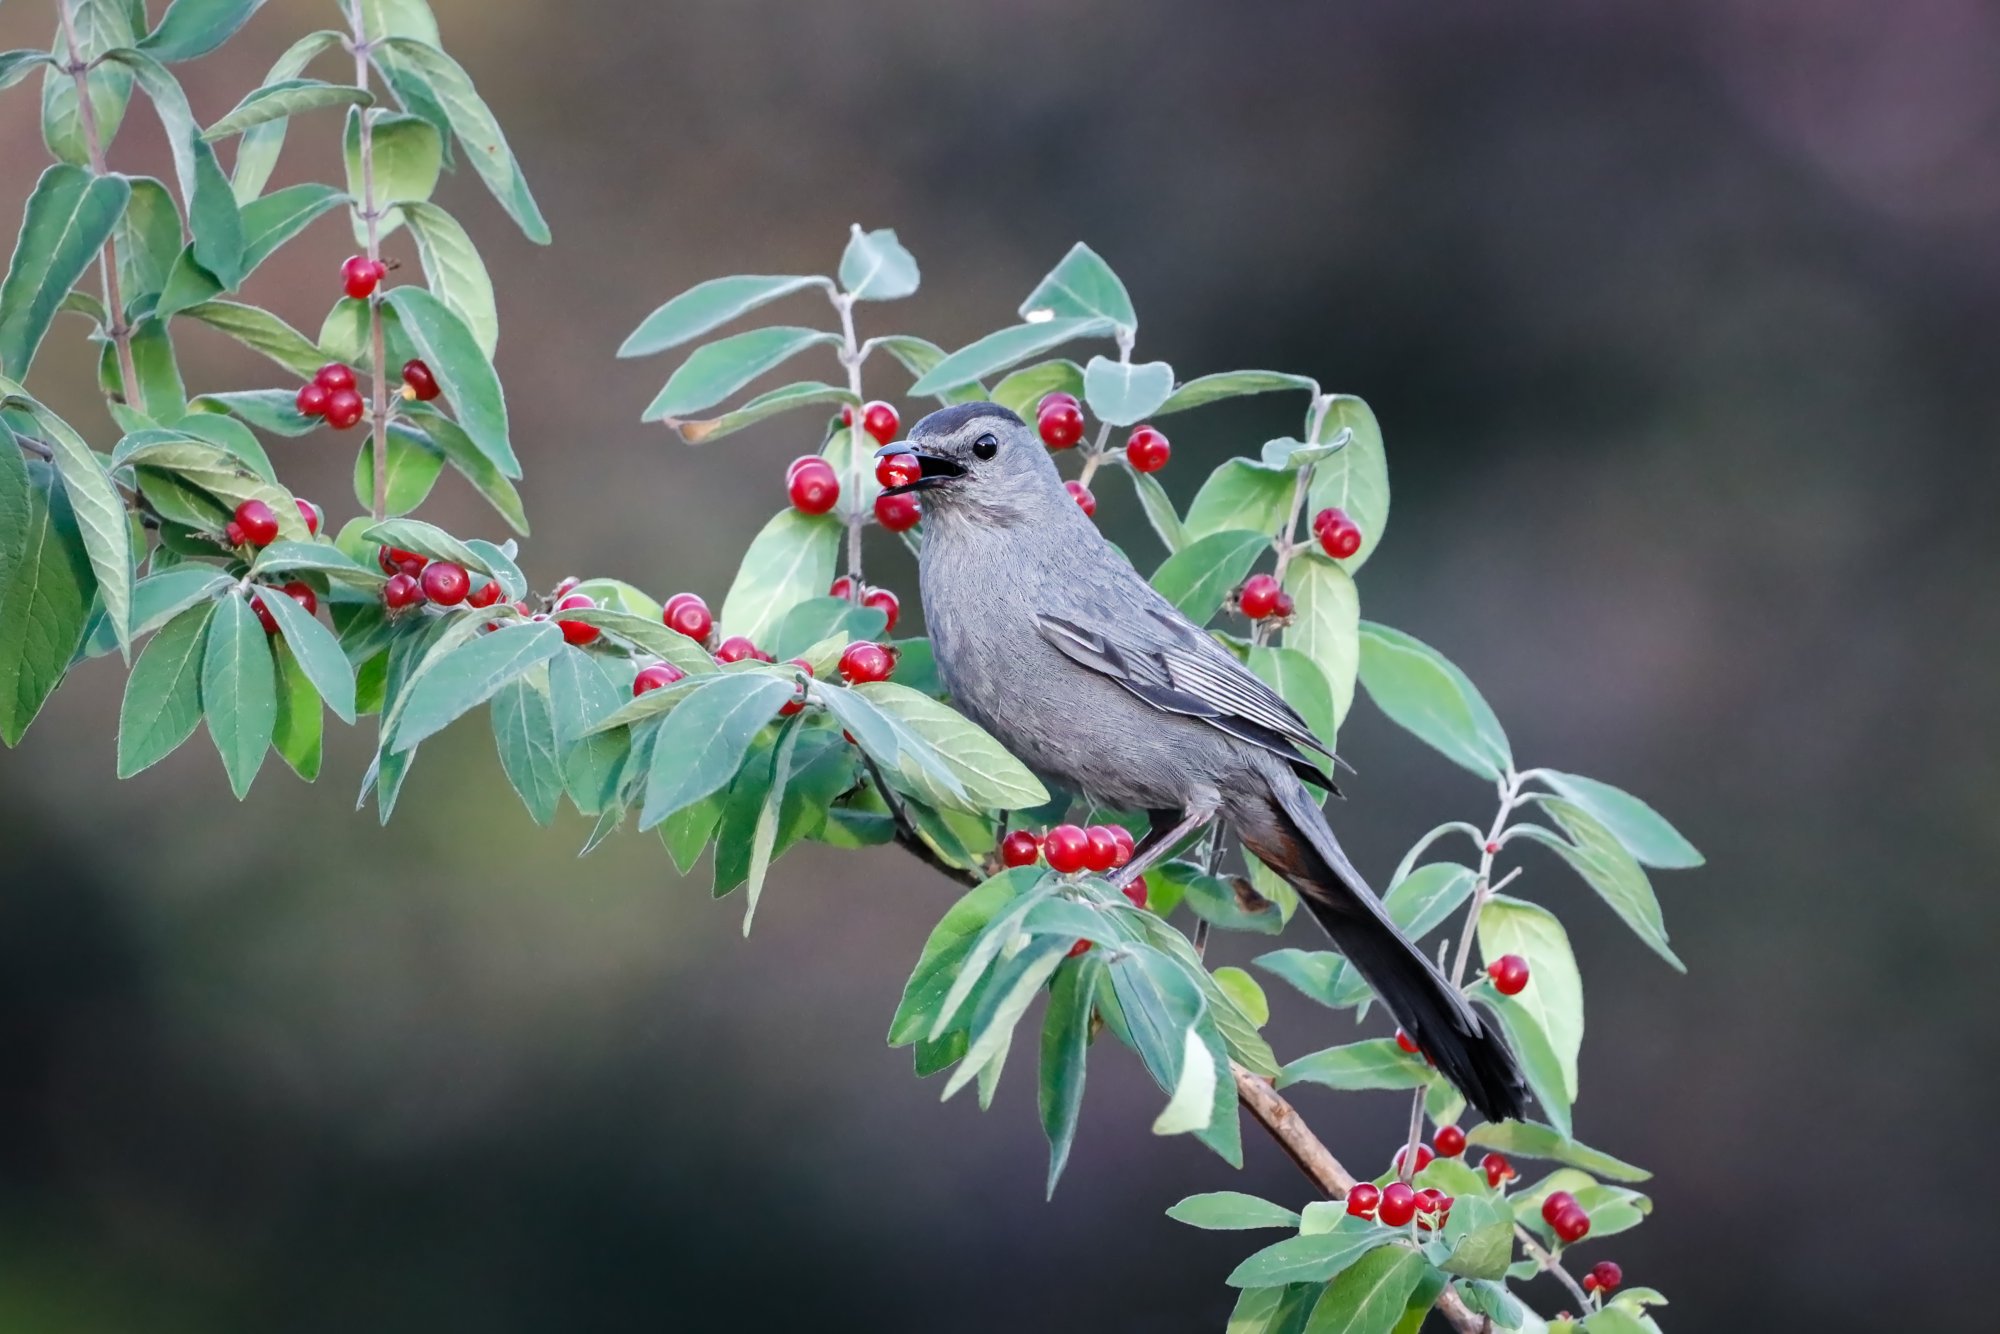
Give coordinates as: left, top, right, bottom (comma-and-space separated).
1227, 769, 1529, 1123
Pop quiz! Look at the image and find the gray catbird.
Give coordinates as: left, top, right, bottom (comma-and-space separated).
879, 402, 1528, 1122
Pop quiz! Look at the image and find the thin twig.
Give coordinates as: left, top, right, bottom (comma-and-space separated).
833, 284, 867, 599
350, 11, 390, 520
58, 5, 142, 417
1517, 1223, 1593, 1310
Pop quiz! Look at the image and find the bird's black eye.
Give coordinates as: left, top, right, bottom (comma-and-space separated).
972, 433, 998, 460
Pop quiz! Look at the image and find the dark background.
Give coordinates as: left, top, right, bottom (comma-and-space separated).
2, 0, 1995, 1329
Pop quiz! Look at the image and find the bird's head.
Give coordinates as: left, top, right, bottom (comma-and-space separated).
875, 402, 1068, 526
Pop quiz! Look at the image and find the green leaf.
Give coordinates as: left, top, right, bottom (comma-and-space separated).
189, 388, 316, 437
250, 540, 376, 584
1153, 860, 1285, 935
491, 667, 563, 824
910, 318, 1115, 397
1282, 554, 1359, 731
770, 594, 886, 661
0, 50, 55, 95
1277, 1038, 1432, 1092
390, 620, 563, 751
1167, 1192, 1301, 1231
718, 507, 841, 649
1038, 953, 1099, 1196
1437, 1195, 1515, 1280
255, 584, 356, 723
109, 48, 245, 288
43, 4, 136, 167
1247, 645, 1337, 760
1226, 1219, 1398, 1288
383, 286, 516, 477
239, 182, 345, 272
1152, 528, 1269, 624
140, 0, 268, 63
1356, 622, 1511, 780
375, 37, 548, 243
1455, 1280, 1526, 1330
122, 316, 188, 420
1155, 370, 1318, 417
1254, 948, 1368, 1012
125, 565, 232, 637
1305, 396, 1389, 573
229, 31, 347, 203
870, 333, 986, 403
1185, 458, 1294, 542
740, 715, 806, 934
1535, 770, 1701, 869
1019, 242, 1136, 332
1463, 1121, 1651, 1183
991, 359, 1085, 421
167, 411, 273, 479
204, 78, 369, 139
201, 593, 276, 797
838, 226, 919, 300
343, 108, 442, 241
115, 587, 213, 775
1082, 356, 1174, 426
0, 462, 94, 744
1477, 894, 1582, 1102
356, 423, 445, 516
548, 646, 626, 815
399, 201, 497, 357
400, 406, 529, 534
853, 681, 1049, 810
1151, 1021, 1219, 1136
1529, 800, 1683, 970
270, 634, 323, 780
943, 932, 1069, 1101
644, 326, 841, 422
637, 672, 794, 829
620, 274, 829, 358
554, 609, 713, 681
1213, 966, 1270, 1027
677, 380, 856, 446
1580, 1310, 1651, 1334
1301, 1243, 1430, 1334
888, 867, 1037, 1046
178, 300, 324, 378
0, 165, 130, 380
1383, 862, 1477, 942
2, 387, 134, 653
0, 431, 32, 593
1124, 464, 1188, 553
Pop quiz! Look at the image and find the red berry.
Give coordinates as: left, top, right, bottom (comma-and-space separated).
1082, 825, 1121, 873
1238, 573, 1282, 620
1552, 1206, 1591, 1245
862, 586, 900, 634
1582, 1276, 1599, 1295
1480, 1152, 1516, 1188
1067, 939, 1092, 958
840, 405, 854, 427
714, 635, 759, 664
294, 498, 321, 536
325, 388, 365, 430
1000, 830, 1042, 867
1488, 954, 1531, 996
1591, 1261, 1622, 1293
1043, 824, 1090, 875
778, 658, 815, 715
1377, 1181, 1418, 1228
632, 662, 686, 696
467, 581, 502, 609
555, 593, 599, 646
874, 491, 922, 532
860, 400, 900, 446
295, 382, 330, 417
551, 577, 582, 600
1038, 401, 1085, 449
233, 499, 279, 547
1414, 1187, 1444, 1227
281, 581, 318, 618
250, 594, 278, 635
1433, 1125, 1466, 1158
224, 520, 246, 546
1037, 391, 1080, 414
314, 362, 356, 392
663, 593, 713, 643
1541, 1192, 1577, 1225
402, 358, 441, 401
341, 254, 384, 299
1273, 591, 1295, 618
1065, 479, 1096, 516
1125, 425, 1171, 472
383, 572, 423, 609
419, 560, 470, 606
829, 575, 856, 600
1392, 1143, 1435, 1176
1122, 876, 1148, 910
787, 457, 840, 515
378, 545, 426, 577
1105, 824, 1135, 867
837, 640, 894, 684
875, 451, 921, 490
1314, 507, 1363, 559
1345, 1182, 1381, 1219
1395, 1029, 1421, 1055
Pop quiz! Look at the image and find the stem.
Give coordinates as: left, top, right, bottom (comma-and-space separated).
1077, 421, 1113, 487
1397, 1084, 1426, 1184
350, 11, 390, 520
834, 288, 867, 600
1448, 771, 1528, 987
1517, 1223, 1593, 1310
58, 6, 142, 418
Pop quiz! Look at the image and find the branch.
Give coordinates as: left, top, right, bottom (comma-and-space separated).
349, 11, 390, 520
57, 4, 143, 417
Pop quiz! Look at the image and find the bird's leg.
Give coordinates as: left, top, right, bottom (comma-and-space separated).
1110, 803, 1219, 891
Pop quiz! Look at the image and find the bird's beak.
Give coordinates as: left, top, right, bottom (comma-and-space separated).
874, 443, 965, 495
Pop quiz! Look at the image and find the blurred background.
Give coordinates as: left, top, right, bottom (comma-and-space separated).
2, 0, 1995, 1328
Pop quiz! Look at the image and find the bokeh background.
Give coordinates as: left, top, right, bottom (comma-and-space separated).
3, 0, 1996, 1329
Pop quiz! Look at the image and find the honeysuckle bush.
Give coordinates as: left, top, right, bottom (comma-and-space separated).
0, 4, 1702, 1330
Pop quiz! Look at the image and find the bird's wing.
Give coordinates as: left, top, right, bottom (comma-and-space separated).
1036, 605, 1335, 778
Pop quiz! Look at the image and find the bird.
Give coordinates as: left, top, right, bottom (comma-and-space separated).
877, 401, 1528, 1123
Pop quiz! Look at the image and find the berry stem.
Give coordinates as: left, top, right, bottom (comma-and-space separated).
831, 284, 867, 601
1518, 1223, 1594, 1309
1076, 420, 1113, 487
350, 9, 390, 521
1397, 1082, 1426, 1185
57, 6, 142, 419
1447, 769, 1529, 988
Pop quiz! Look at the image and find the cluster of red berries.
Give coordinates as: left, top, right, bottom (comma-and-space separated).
377, 546, 507, 618
295, 363, 365, 430
1036, 392, 1085, 449
1580, 1260, 1623, 1295
225, 498, 276, 547
829, 576, 900, 633
1346, 1180, 1454, 1230
1487, 953, 1530, 995
841, 399, 901, 447
1005, 822, 1137, 876
249, 581, 316, 635
836, 640, 895, 684
341, 254, 387, 300
1541, 1190, 1592, 1245
658, 590, 894, 687
1236, 573, 1295, 622
869, 451, 924, 530
1313, 506, 1363, 560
